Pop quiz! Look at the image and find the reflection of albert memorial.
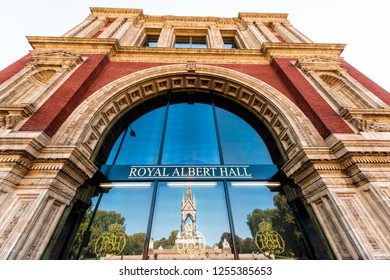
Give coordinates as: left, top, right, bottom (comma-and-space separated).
147, 184, 233, 260
175, 184, 206, 256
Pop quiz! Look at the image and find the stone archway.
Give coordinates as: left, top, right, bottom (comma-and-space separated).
52, 63, 325, 163
48, 63, 339, 259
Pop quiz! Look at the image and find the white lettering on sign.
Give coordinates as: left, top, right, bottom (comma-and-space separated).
128, 166, 252, 179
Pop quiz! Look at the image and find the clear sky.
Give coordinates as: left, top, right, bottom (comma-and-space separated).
1, 0, 389, 92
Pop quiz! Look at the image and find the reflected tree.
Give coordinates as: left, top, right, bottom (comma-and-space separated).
154, 230, 179, 249
218, 233, 256, 254
124, 232, 146, 255
70, 208, 126, 259
247, 193, 304, 258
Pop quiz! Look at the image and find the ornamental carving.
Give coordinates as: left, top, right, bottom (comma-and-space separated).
0, 104, 35, 129
27, 50, 83, 71
344, 199, 381, 251
351, 118, 390, 132
340, 108, 390, 132
0, 202, 30, 250
186, 60, 196, 72
295, 55, 344, 74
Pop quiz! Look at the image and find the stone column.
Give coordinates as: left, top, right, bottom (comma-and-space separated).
0, 138, 97, 260
272, 22, 301, 43
75, 16, 107, 38
208, 24, 225, 49
254, 22, 280, 42
98, 17, 126, 38
283, 144, 390, 260
247, 23, 268, 45
157, 23, 174, 48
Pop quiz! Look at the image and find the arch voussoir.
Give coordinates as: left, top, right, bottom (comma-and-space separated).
52, 64, 325, 161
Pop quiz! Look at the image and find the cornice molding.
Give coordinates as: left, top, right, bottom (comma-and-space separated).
87, 7, 287, 23
238, 12, 289, 20
27, 36, 347, 64
262, 42, 346, 60
90, 7, 143, 16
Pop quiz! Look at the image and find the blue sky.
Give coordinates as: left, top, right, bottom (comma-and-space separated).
1, 0, 389, 92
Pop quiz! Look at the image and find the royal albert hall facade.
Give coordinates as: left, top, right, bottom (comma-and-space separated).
0, 7, 390, 260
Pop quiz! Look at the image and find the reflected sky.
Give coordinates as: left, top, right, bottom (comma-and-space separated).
93, 187, 153, 235
228, 184, 276, 239
162, 103, 220, 164
107, 103, 273, 166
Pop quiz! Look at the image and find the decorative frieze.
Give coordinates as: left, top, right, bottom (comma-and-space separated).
295, 55, 344, 74
343, 199, 382, 252
0, 200, 32, 254
27, 50, 83, 71
340, 108, 390, 132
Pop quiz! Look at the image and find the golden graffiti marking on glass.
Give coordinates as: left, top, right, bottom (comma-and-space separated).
94, 223, 126, 256
254, 220, 285, 255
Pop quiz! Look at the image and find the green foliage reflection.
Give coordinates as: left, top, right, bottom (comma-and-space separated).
247, 193, 305, 258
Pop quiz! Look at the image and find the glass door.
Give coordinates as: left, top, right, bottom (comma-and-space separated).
69, 182, 153, 260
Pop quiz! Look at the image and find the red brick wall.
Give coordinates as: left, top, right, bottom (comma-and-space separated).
0, 54, 31, 86
271, 58, 353, 138
19, 56, 168, 137
19, 58, 359, 139
214, 63, 301, 105
20, 54, 109, 136
342, 61, 390, 106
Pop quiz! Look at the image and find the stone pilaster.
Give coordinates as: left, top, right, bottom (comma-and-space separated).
254, 22, 280, 42
272, 22, 301, 43
117, 17, 144, 46
283, 23, 313, 43
75, 16, 106, 38
236, 22, 262, 49
208, 24, 225, 49
98, 17, 126, 38
0, 133, 97, 259
283, 137, 390, 260
62, 18, 95, 37
157, 23, 174, 47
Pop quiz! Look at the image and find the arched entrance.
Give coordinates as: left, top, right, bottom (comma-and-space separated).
49, 64, 330, 259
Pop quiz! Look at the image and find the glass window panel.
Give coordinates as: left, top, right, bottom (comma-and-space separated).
174, 36, 208, 48
223, 37, 239, 49
142, 34, 159, 47
162, 103, 220, 164
149, 181, 232, 260
228, 182, 308, 259
107, 106, 166, 165
69, 183, 153, 260
216, 107, 273, 164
